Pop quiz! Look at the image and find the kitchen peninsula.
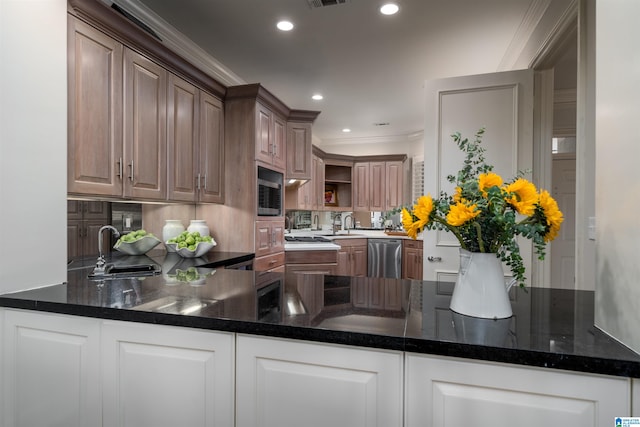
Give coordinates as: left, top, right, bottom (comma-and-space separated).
1, 266, 639, 426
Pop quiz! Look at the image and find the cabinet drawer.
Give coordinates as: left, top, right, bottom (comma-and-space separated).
403, 239, 423, 249
254, 252, 285, 272
334, 238, 368, 247
285, 263, 337, 275
286, 250, 338, 264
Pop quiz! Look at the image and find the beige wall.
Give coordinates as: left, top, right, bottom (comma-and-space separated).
594, 0, 640, 353
0, 0, 68, 293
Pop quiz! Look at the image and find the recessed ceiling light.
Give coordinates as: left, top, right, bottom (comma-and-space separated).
312, 94, 324, 100
380, 3, 399, 15
342, 128, 351, 133
277, 20, 294, 31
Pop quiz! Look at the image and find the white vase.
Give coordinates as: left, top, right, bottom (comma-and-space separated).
449, 248, 517, 319
187, 220, 210, 237
162, 220, 185, 242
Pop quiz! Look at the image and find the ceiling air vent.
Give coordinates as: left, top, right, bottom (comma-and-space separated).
306, 0, 349, 9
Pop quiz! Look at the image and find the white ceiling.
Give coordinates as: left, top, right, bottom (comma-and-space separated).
118, 0, 566, 144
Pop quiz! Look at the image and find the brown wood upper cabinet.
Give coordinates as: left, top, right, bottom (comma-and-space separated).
68, 15, 223, 203
122, 48, 167, 201
67, 17, 124, 198
286, 122, 312, 180
353, 160, 405, 212
256, 102, 286, 172
167, 75, 224, 203
68, 18, 167, 200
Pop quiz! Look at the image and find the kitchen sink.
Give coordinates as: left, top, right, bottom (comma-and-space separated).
284, 235, 332, 243
133, 296, 222, 316
88, 263, 161, 279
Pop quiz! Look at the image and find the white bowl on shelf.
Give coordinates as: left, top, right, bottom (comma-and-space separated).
113, 235, 162, 255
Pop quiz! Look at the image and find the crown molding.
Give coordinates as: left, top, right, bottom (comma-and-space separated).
497, 0, 552, 71
320, 131, 423, 147
109, 0, 245, 87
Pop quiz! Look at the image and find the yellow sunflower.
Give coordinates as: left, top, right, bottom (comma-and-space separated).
452, 186, 463, 203
446, 202, 480, 227
401, 208, 422, 239
503, 178, 538, 216
538, 190, 564, 242
478, 172, 503, 197
401, 195, 434, 238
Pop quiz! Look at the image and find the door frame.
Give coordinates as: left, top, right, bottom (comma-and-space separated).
529, 2, 579, 288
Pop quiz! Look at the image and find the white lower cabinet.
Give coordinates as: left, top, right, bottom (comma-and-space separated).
2, 309, 101, 427
101, 320, 234, 427
405, 353, 631, 427
235, 334, 403, 427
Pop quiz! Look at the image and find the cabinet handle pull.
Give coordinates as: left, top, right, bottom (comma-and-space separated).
128, 161, 134, 181
202, 173, 207, 190
196, 173, 201, 190
427, 256, 442, 262
117, 158, 123, 179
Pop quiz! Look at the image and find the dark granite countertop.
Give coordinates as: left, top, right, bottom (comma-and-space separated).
1, 265, 639, 378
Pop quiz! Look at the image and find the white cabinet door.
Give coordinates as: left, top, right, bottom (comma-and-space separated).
2, 309, 101, 427
236, 334, 403, 427
102, 320, 234, 427
405, 353, 630, 427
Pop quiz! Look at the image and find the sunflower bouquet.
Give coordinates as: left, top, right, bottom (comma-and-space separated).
402, 128, 563, 288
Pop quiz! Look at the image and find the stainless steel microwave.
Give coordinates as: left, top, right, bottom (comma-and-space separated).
257, 166, 283, 216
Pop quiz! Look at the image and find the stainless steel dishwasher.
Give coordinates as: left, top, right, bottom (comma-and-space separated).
367, 239, 402, 278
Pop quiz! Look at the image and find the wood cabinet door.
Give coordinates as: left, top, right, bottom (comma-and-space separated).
199, 92, 225, 203
312, 155, 325, 210
67, 17, 123, 197
255, 221, 272, 258
296, 181, 312, 210
352, 162, 370, 212
369, 161, 386, 211
335, 246, 351, 277
286, 122, 312, 180
352, 244, 368, 277
385, 161, 404, 210
270, 220, 286, 254
123, 48, 167, 200
255, 103, 272, 164
68, 221, 82, 259
403, 240, 423, 280
272, 114, 287, 171
167, 73, 198, 202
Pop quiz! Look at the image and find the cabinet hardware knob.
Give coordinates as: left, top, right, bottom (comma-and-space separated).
427, 256, 442, 262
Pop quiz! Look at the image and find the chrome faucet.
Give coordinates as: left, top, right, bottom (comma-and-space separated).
93, 225, 120, 275
343, 214, 354, 234
332, 214, 342, 235
313, 214, 320, 231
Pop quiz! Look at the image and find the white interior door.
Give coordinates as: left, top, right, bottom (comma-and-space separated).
423, 70, 534, 283
551, 154, 576, 288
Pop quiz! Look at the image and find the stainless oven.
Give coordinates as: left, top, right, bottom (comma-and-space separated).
257, 166, 283, 216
